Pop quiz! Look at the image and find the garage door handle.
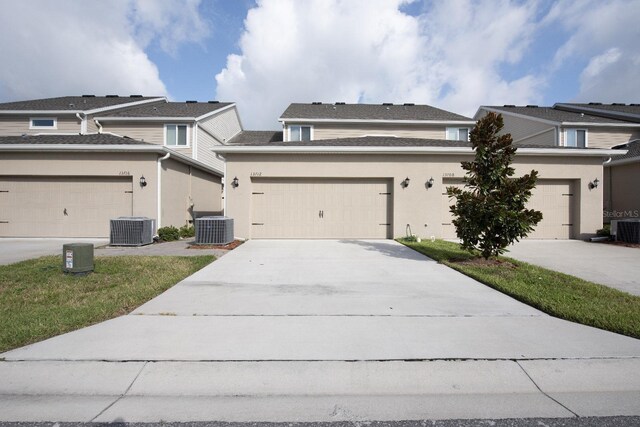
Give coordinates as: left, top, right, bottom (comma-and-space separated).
319, 210, 324, 218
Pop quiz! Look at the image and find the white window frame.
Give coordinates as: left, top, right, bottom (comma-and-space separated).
564, 128, 588, 148
29, 117, 57, 129
288, 125, 313, 142
446, 127, 470, 141
164, 124, 190, 147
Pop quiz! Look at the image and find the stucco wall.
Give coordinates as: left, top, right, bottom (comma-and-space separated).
605, 162, 640, 221
224, 153, 604, 240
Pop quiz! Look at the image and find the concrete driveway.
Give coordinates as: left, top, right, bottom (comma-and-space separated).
507, 240, 640, 296
0, 238, 108, 265
2, 240, 640, 422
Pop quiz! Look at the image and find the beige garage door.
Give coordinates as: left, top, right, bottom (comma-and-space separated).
441, 178, 465, 239
441, 178, 574, 240
251, 178, 392, 238
0, 176, 133, 237
528, 180, 574, 239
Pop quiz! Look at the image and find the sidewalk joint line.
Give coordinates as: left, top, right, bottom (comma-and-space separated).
515, 360, 579, 418
89, 360, 148, 422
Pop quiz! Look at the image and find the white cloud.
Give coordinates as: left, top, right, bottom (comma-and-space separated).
215, 0, 544, 129
0, 0, 210, 101
544, 0, 640, 102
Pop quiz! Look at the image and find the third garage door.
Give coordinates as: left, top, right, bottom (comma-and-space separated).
251, 178, 392, 238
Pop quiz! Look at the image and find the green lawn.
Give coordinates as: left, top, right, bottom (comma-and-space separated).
399, 238, 640, 339
0, 255, 214, 353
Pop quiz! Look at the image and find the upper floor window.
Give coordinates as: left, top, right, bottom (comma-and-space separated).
446, 127, 469, 141
165, 124, 188, 146
290, 125, 312, 141
565, 129, 586, 148
30, 117, 57, 129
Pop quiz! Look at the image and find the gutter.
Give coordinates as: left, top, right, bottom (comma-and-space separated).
278, 118, 475, 125
94, 119, 103, 133
157, 152, 171, 228
76, 113, 87, 134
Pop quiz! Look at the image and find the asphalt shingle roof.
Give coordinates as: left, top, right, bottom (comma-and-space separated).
612, 139, 640, 161
101, 101, 233, 118
484, 105, 632, 124
555, 103, 640, 123
227, 131, 284, 144
280, 103, 473, 122
0, 96, 163, 111
0, 133, 150, 145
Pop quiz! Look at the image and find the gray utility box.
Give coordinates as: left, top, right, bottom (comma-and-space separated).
615, 219, 640, 244
62, 243, 94, 274
195, 216, 234, 245
110, 217, 155, 246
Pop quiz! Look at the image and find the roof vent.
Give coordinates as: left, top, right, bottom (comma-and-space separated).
186, 100, 198, 103
382, 102, 393, 106
526, 105, 538, 108
312, 101, 322, 105
588, 102, 602, 105
69, 103, 74, 108
208, 100, 220, 104
403, 103, 415, 106
106, 95, 119, 98
335, 102, 345, 105
630, 103, 640, 106
130, 95, 143, 98
612, 103, 626, 106
81, 94, 95, 98
503, 104, 516, 107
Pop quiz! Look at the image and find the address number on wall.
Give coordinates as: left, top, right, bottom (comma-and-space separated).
119, 171, 131, 175
251, 172, 262, 177
442, 172, 455, 177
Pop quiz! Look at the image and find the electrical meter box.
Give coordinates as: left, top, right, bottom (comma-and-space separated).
62, 243, 94, 274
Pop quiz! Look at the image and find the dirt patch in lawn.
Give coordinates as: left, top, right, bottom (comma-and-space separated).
188, 240, 245, 250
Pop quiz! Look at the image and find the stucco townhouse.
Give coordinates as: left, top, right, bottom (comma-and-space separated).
217, 102, 622, 240
475, 103, 640, 222
0, 95, 242, 237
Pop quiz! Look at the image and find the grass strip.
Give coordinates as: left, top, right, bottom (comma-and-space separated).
0, 255, 214, 353
399, 238, 640, 339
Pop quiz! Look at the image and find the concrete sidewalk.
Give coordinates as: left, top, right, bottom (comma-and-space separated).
1, 240, 639, 422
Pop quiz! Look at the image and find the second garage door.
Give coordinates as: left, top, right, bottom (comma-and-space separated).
251, 178, 392, 238
0, 176, 133, 238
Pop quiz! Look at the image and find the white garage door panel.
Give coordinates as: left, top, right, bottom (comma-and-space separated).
0, 176, 133, 237
528, 180, 574, 239
252, 178, 392, 239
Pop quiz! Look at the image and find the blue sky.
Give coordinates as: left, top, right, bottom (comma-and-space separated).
0, 0, 639, 129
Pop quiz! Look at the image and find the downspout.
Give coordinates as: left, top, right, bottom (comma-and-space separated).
157, 151, 171, 228
76, 113, 87, 134
216, 153, 227, 215
94, 119, 103, 134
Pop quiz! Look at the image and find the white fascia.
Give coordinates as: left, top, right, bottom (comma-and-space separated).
212, 145, 626, 157
278, 118, 476, 126
194, 103, 237, 121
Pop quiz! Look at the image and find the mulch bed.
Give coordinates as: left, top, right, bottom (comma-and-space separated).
188, 240, 245, 250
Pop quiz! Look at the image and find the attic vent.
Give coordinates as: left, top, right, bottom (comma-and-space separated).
382, 102, 393, 106
130, 95, 143, 98
403, 103, 415, 106
335, 102, 345, 105
186, 100, 198, 103
312, 101, 322, 105
106, 95, 119, 98
526, 105, 538, 108
503, 104, 515, 107
208, 100, 220, 104
612, 103, 626, 106
588, 102, 602, 105
82, 94, 95, 97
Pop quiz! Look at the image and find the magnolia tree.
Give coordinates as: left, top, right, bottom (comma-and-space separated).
447, 112, 542, 259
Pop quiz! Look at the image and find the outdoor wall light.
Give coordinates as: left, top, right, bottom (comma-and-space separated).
139, 176, 147, 187
426, 177, 435, 188
402, 177, 410, 188
232, 176, 239, 188
589, 178, 599, 190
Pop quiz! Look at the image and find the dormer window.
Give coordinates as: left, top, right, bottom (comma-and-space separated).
290, 125, 312, 141
30, 117, 57, 129
165, 124, 188, 146
446, 127, 469, 141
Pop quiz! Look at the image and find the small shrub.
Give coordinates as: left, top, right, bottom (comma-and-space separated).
596, 224, 611, 237
179, 224, 195, 238
158, 226, 180, 242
